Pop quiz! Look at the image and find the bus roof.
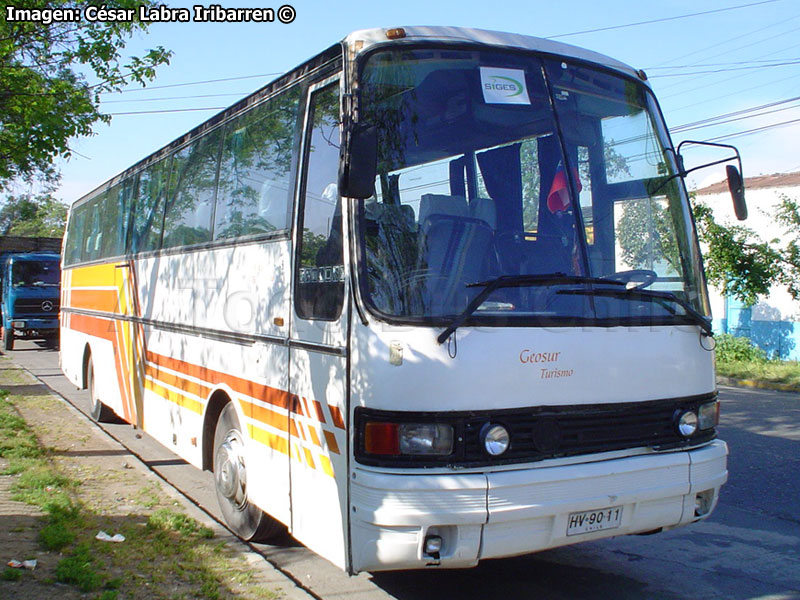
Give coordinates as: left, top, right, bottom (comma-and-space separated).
343, 26, 642, 80
71, 26, 644, 209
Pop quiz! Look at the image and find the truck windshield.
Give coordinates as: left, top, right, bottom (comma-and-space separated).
355, 47, 708, 327
12, 261, 60, 286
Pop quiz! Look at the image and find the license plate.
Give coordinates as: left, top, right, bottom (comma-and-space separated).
566, 506, 623, 536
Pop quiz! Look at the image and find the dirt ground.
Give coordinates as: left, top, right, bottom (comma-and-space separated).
0, 357, 310, 600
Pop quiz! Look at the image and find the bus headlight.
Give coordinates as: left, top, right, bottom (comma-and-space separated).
698, 401, 719, 430
676, 410, 698, 437
364, 421, 454, 456
481, 423, 510, 456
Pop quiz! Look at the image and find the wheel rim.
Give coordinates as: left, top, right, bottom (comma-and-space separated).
215, 429, 248, 510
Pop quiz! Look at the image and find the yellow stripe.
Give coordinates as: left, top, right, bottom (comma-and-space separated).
248, 424, 289, 456
69, 263, 119, 288
143, 378, 204, 414
318, 455, 334, 477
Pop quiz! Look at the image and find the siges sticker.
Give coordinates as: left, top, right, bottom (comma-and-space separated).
480, 67, 530, 105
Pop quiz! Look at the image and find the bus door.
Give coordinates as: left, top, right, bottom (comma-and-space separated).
288, 75, 350, 570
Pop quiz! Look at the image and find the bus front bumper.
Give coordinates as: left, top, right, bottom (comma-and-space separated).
349, 440, 727, 573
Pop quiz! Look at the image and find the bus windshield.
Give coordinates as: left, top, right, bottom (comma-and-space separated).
356, 47, 708, 326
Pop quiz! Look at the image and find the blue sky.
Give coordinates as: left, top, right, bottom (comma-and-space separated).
53, 0, 800, 203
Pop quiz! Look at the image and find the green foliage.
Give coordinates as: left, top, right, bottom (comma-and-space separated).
693, 200, 783, 306
1, 567, 23, 581
0, 192, 67, 236
0, 0, 172, 187
39, 503, 82, 550
0, 389, 43, 463
55, 544, 103, 592
148, 508, 214, 539
714, 333, 767, 363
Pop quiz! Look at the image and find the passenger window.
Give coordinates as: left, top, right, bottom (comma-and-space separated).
83, 194, 103, 262
64, 204, 86, 266
163, 129, 222, 248
214, 86, 301, 240
295, 82, 343, 321
131, 159, 170, 253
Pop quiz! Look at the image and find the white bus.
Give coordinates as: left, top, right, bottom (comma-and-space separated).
60, 27, 744, 574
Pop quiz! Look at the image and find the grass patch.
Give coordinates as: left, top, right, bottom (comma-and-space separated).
717, 359, 800, 388
55, 544, 103, 592
148, 508, 214, 539
0, 364, 279, 600
1, 567, 24, 581
0, 390, 43, 467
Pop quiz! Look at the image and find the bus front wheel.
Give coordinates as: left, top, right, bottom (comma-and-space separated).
87, 356, 114, 422
213, 402, 284, 541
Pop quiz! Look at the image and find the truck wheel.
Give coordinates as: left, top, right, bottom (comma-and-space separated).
2, 328, 13, 351
213, 402, 285, 541
87, 356, 114, 422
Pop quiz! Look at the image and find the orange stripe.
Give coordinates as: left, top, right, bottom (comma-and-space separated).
323, 430, 340, 455
145, 363, 212, 399
113, 319, 133, 423
241, 399, 297, 438
146, 350, 292, 411
329, 405, 345, 430
69, 289, 120, 313
313, 401, 326, 423
68, 313, 134, 425
69, 312, 116, 341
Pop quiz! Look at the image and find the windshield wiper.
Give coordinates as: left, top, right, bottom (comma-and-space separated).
557, 287, 713, 336
437, 273, 627, 344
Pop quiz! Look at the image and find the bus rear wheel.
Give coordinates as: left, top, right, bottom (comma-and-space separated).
87, 356, 114, 422
213, 402, 284, 542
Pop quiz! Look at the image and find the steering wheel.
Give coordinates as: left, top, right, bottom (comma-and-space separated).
605, 269, 657, 290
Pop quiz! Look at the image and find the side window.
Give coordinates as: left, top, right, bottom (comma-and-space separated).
163, 129, 222, 248
83, 194, 103, 262
64, 203, 87, 266
100, 184, 123, 258
295, 82, 343, 321
131, 158, 171, 254
214, 86, 301, 240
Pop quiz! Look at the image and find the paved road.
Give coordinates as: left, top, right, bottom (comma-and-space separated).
7, 340, 800, 599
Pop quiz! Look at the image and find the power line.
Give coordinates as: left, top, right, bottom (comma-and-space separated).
650, 59, 800, 78
649, 13, 800, 68
702, 116, 800, 142
101, 92, 250, 104
99, 72, 283, 95
546, 0, 783, 39
108, 107, 226, 116
671, 95, 800, 131
659, 40, 800, 99
647, 57, 800, 70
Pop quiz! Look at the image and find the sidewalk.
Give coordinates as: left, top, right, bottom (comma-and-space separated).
0, 357, 315, 600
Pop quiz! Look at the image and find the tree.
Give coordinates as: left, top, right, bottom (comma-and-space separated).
0, 193, 67, 237
0, 0, 171, 188
692, 195, 800, 306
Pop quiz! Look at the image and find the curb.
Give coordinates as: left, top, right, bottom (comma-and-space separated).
716, 376, 800, 393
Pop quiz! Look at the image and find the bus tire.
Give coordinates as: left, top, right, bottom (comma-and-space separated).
2, 329, 13, 351
87, 355, 114, 422
213, 402, 284, 541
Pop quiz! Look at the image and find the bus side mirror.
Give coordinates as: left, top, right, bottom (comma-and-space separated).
339, 124, 377, 199
726, 165, 747, 220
